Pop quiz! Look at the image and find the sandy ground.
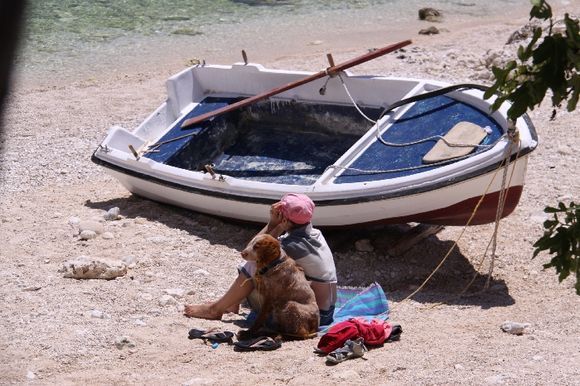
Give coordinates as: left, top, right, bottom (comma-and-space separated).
1, 4, 580, 385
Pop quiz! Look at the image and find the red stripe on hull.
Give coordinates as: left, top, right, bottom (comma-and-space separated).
380, 185, 524, 226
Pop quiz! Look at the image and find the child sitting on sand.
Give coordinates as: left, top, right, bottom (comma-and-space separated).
184, 193, 337, 326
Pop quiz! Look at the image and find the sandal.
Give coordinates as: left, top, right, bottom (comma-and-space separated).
326, 337, 367, 364
234, 336, 282, 352
188, 328, 234, 343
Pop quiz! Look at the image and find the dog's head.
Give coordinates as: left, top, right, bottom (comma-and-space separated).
241, 234, 282, 265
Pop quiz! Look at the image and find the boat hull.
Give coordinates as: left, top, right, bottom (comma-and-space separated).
94, 154, 529, 227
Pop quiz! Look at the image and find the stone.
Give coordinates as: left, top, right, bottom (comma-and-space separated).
331, 370, 360, 380
183, 377, 215, 385
122, 255, 137, 266
140, 293, 154, 301
418, 7, 442, 22
164, 288, 186, 298
101, 232, 114, 240
79, 230, 97, 240
501, 321, 531, 335
193, 269, 210, 276
114, 336, 136, 350
79, 220, 104, 235
68, 216, 81, 226
159, 295, 178, 306
355, 239, 374, 252
147, 236, 168, 244
419, 26, 440, 35
104, 207, 121, 221
26, 371, 36, 380
91, 309, 106, 319
60, 256, 127, 280
485, 374, 506, 384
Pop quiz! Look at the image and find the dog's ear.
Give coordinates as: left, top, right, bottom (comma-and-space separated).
254, 235, 281, 264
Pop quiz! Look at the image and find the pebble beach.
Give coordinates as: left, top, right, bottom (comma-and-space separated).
1, 2, 579, 384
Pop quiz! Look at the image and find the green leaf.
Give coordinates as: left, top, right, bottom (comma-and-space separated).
530, 0, 552, 20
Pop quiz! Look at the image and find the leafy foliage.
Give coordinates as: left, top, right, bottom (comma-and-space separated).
485, 1, 579, 294
533, 202, 580, 294
483, 0, 579, 121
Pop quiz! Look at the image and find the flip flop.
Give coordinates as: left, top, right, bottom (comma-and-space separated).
188, 328, 234, 343
326, 338, 367, 365
234, 336, 282, 352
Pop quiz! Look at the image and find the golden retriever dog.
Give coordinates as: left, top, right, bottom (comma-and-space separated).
240, 234, 319, 339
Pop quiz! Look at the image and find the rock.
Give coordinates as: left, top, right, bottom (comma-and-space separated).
134, 319, 147, 326
26, 371, 36, 380
193, 269, 210, 276
506, 21, 541, 44
418, 7, 442, 22
183, 377, 215, 385
484, 51, 501, 68
355, 239, 374, 252
122, 255, 137, 266
68, 216, 80, 226
79, 230, 97, 240
159, 294, 178, 306
79, 220, 104, 235
501, 321, 531, 335
135, 217, 147, 225
332, 370, 360, 380
147, 236, 167, 244
104, 207, 121, 221
164, 288, 186, 298
60, 256, 127, 280
485, 374, 506, 384
91, 309, 106, 319
140, 293, 154, 301
114, 336, 136, 350
557, 146, 572, 155
419, 26, 440, 35
102, 232, 114, 240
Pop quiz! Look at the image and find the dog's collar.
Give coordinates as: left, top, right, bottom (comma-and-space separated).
257, 256, 286, 276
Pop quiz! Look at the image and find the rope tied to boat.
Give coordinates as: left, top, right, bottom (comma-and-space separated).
389, 124, 522, 309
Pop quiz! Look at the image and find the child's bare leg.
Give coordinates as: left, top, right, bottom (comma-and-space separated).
184, 274, 252, 319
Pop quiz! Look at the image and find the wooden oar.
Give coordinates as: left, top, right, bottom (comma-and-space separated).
181, 39, 412, 128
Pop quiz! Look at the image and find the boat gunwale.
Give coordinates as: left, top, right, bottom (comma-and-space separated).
91, 144, 533, 207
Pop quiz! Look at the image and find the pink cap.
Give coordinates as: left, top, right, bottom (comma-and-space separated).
279, 193, 315, 225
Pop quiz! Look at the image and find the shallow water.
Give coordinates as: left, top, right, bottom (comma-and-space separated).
17, 0, 528, 84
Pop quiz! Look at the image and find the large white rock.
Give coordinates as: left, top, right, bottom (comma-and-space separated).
79, 230, 97, 240
60, 256, 127, 280
78, 220, 104, 235
104, 207, 121, 221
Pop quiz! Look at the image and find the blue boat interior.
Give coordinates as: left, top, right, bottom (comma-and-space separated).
145, 95, 503, 185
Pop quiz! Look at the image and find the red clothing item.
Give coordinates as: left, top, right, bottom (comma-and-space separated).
317, 318, 393, 354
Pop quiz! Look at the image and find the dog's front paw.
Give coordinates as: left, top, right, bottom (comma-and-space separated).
237, 329, 255, 341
